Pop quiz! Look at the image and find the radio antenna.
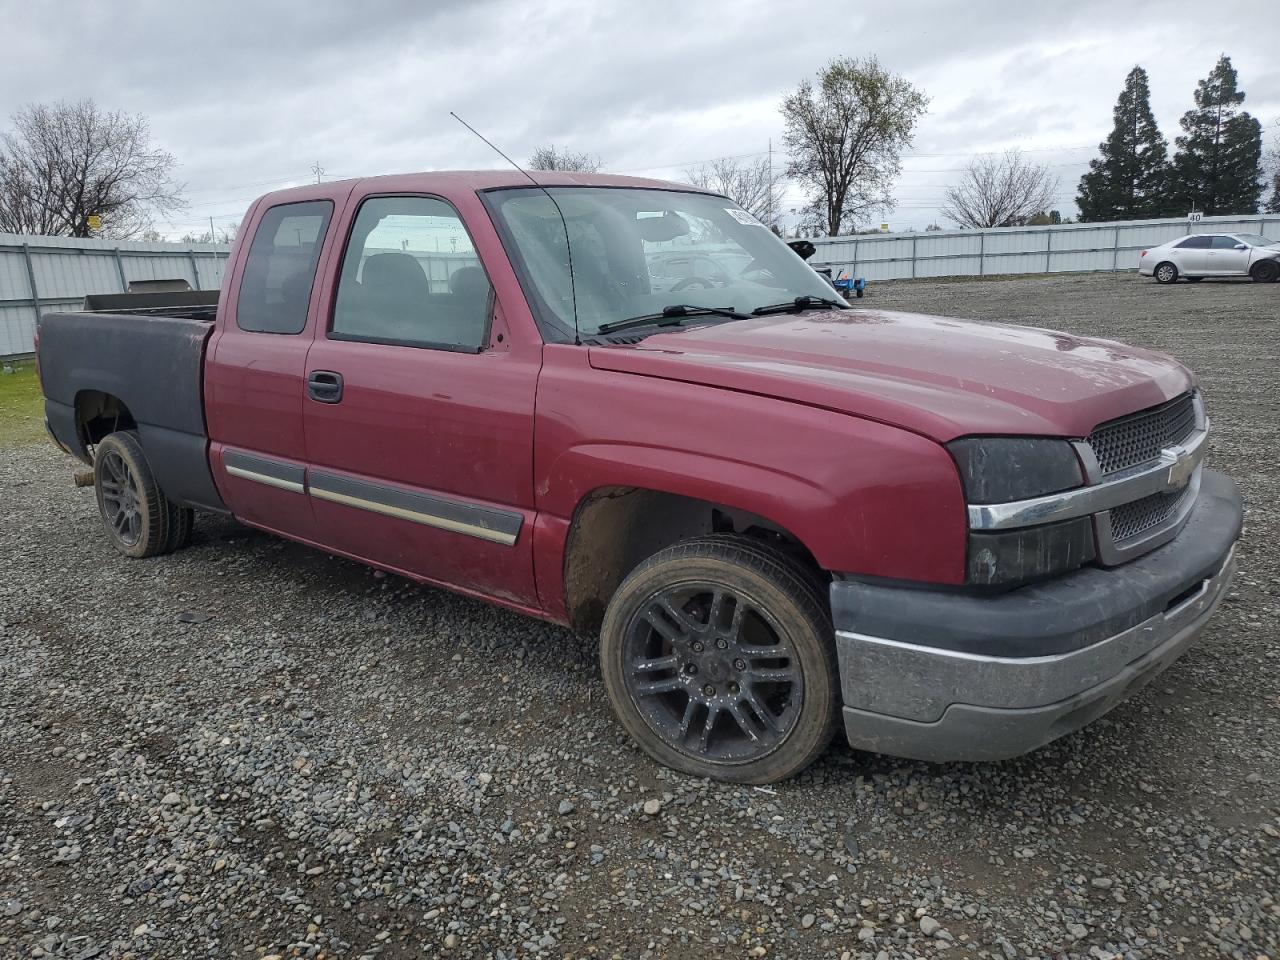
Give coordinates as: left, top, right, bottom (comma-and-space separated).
450, 111, 581, 345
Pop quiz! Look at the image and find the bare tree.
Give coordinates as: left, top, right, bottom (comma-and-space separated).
684, 156, 785, 227
1266, 126, 1280, 214
527, 144, 601, 173
0, 100, 185, 238
941, 150, 1060, 228
781, 57, 928, 236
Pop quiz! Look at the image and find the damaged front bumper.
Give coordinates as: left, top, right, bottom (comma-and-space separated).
829, 469, 1243, 762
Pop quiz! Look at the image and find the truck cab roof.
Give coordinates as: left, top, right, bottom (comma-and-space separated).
254, 170, 701, 207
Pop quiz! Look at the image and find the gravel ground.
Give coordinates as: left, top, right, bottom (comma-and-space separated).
1, 272, 1276, 960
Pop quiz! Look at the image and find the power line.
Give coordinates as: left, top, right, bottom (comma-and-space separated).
162, 144, 1097, 234
613, 141, 1098, 175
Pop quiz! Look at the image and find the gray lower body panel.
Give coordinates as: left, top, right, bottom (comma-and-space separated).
831, 469, 1243, 762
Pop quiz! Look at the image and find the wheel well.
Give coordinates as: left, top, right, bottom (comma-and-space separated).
75, 391, 136, 453
562, 486, 824, 635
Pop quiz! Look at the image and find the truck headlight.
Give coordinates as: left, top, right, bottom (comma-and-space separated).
948, 438, 1092, 587
948, 437, 1083, 503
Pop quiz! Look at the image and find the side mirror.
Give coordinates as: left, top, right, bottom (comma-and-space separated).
1235, 243, 1249, 250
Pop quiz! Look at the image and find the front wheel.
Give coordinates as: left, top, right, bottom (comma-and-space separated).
599, 536, 839, 784
1251, 260, 1279, 283
1154, 262, 1179, 284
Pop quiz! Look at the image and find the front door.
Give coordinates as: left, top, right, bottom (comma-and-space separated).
301, 193, 541, 604
1208, 235, 1250, 275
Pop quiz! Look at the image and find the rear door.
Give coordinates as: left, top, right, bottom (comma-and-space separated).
301, 191, 542, 604
205, 189, 349, 540
1173, 235, 1212, 273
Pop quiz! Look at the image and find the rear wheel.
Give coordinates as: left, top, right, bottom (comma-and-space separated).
1251, 260, 1279, 283
1154, 262, 1178, 284
599, 535, 838, 784
93, 431, 172, 558
165, 503, 195, 551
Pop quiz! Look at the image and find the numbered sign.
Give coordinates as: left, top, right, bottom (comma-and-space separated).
1187, 211, 1203, 224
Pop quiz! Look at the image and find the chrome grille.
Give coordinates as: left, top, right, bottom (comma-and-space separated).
1108, 485, 1193, 542
1088, 392, 1197, 476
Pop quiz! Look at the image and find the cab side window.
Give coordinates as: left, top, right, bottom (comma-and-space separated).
1176, 236, 1212, 249
236, 201, 333, 334
331, 196, 491, 352
1210, 236, 1240, 250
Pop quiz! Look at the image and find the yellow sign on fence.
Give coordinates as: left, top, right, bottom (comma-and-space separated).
86, 215, 102, 232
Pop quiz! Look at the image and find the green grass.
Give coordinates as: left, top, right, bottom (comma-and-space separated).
0, 363, 47, 448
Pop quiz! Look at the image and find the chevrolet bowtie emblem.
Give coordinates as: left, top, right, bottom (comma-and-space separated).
1166, 445, 1195, 487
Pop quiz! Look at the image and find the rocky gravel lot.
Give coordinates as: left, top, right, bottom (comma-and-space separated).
1, 272, 1277, 960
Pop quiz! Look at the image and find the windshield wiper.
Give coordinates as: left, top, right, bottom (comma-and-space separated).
751, 295, 848, 317
596, 304, 751, 335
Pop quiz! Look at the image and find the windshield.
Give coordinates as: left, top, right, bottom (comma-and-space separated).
483, 187, 839, 340
1235, 234, 1278, 248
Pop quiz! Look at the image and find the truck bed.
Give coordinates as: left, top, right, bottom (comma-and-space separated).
80, 288, 219, 320
37, 307, 225, 513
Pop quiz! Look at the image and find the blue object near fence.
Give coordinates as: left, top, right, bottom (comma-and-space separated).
833, 275, 866, 298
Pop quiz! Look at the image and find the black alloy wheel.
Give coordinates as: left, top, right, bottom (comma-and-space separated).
98, 449, 143, 546
93, 430, 176, 558
622, 581, 803, 761
600, 536, 838, 783
1251, 259, 1279, 283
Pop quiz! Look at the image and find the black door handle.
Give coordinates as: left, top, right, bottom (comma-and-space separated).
308, 370, 344, 403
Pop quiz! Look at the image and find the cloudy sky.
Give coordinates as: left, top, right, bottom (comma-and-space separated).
3, 0, 1277, 237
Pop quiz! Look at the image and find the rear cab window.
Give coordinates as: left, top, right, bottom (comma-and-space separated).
236, 201, 334, 334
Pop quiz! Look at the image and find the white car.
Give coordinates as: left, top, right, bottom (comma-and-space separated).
1139, 232, 1280, 284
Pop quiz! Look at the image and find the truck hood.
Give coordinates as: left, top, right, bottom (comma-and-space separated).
588, 308, 1194, 442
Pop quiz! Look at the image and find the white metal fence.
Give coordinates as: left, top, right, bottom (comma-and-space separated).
809, 213, 1280, 282
5, 213, 1277, 357
0, 233, 232, 358
0, 236, 492, 359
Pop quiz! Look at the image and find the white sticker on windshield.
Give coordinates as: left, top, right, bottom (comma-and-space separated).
725, 207, 762, 226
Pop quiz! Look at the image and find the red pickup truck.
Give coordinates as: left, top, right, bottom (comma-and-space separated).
36, 171, 1242, 783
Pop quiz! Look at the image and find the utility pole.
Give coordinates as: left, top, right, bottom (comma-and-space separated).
209, 216, 217, 243
767, 138, 773, 230
311, 161, 325, 183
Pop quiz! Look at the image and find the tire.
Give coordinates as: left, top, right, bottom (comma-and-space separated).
1154, 262, 1178, 284
165, 503, 195, 552
1251, 259, 1279, 283
599, 535, 839, 784
93, 430, 172, 558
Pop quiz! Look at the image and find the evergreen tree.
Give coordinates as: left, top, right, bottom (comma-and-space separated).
1169, 55, 1263, 215
1269, 172, 1280, 214
1076, 66, 1172, 221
